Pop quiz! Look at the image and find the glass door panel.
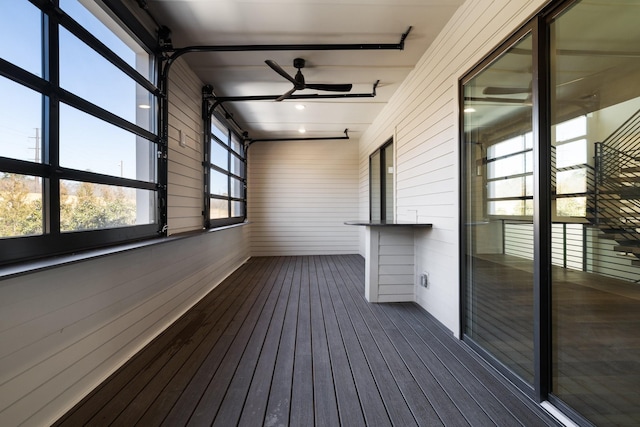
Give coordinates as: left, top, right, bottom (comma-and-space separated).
550, 1, 640, 425
463, 33, 535, 384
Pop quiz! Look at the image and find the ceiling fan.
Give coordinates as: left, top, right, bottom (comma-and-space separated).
265, 57, 353, 101
482, 86, 530, 95
482, 74, 592, 96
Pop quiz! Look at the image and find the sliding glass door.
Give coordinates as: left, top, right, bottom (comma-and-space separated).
462, 32, 535, 385
462, 1, 640, 425
550, 2, 640, 425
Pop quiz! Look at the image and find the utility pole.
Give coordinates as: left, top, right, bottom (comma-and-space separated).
28, 127, 40, 163
27, 128, 40, 192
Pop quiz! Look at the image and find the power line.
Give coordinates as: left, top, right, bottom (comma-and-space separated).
27, 127, 40, 163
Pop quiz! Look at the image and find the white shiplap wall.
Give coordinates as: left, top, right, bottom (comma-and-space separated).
249, 139, 360, 256
0, 56, 251, 426
167, 58, 206, 234
358, 0, 549, 335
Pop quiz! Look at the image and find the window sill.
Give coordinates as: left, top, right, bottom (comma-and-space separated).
0, 221, 249, 281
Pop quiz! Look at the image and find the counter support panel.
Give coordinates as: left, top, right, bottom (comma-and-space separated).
345, 221, 432, 303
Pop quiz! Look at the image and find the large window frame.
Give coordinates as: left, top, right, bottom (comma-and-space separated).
204, 111, 247, 228
0, 0, 160, 265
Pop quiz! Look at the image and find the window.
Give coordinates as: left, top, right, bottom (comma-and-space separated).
204, 114, 246, 228
484, 117, 589, 219
486, 132, 534, 216
553, 115, 588, 217
369, 139, 394, 221
0, 0, 159, 265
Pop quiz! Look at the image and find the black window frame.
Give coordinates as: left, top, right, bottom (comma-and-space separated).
0, 0, 161, 266
203, 111, 247, 228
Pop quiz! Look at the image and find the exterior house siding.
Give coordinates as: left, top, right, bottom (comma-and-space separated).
167, 58, 206, 235
358, 0, 548, 335
249, 139, 360, 256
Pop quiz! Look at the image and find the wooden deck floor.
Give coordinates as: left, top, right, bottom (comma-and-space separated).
54, 255, 558, 426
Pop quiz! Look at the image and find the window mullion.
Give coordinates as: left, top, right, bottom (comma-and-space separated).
532, 15, 552, 403
227, 129, 232, 218
43, 6, 60, 235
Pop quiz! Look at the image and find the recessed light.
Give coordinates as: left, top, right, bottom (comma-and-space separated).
298, 127, 306, 134
464, 107, 476, 113
295, 104, 305, 110
138, 104, 151, 109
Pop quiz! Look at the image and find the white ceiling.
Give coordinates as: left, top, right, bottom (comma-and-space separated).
146, 0, 465, 140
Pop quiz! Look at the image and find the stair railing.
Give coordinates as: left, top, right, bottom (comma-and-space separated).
592, 109, 640, 239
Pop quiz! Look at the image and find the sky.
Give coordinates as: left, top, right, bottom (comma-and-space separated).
0, 0, 153, 181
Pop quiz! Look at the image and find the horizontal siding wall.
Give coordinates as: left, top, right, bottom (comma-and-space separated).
0, 226, 249, 427
358, 0, 548, 335
249, 140, 360, 256
167, 57, 205, 234
377, 228, 415, 302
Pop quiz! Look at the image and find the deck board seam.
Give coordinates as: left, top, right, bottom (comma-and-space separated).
194, 256, 290, 424
215, 257, 296, 426
53, 257, 263, 426
316, 255, 367, 427
399, 304, 558, 426
160, 256, 283, 425
237, 257, 295, 426
328, 258, 417, 425
338, 255, 465, 426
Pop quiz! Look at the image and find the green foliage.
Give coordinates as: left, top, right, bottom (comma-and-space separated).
62, 182, 136, 232
0, 173, 136, 237
556, 196, 586, 217
0, 173, 43, 238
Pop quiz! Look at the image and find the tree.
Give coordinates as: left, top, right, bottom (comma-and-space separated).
65, 181, 108, 231
101, 185, 136, 227
0, 173, 43, 238
1, 175, 137, 235
63, 182, 136, 231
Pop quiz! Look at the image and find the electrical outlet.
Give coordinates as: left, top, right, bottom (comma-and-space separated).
420, 272, 429, 288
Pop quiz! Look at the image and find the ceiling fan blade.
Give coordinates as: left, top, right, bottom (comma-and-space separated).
276, 87, 297, 102
483, 86, 530, 95
305, 83, 353, 92
265, 60, 297, 85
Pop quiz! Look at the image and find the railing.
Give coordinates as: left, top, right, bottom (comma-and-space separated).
591, 106, 640, 236
601, 106, 640, 153
593, 143, 640, 230
502, 220, 639, 282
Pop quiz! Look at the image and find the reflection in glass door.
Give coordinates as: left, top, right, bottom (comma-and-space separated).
462, 33, 535, 385
462, 1, 640, 425
550, 2, 640, 425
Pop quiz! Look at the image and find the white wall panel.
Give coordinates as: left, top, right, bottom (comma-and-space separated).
167, 58, 205, 234
358, 0, 549, 335
249, 140, 360, 256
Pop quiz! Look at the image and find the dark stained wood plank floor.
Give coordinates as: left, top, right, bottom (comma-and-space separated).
54, 255, 559, 427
